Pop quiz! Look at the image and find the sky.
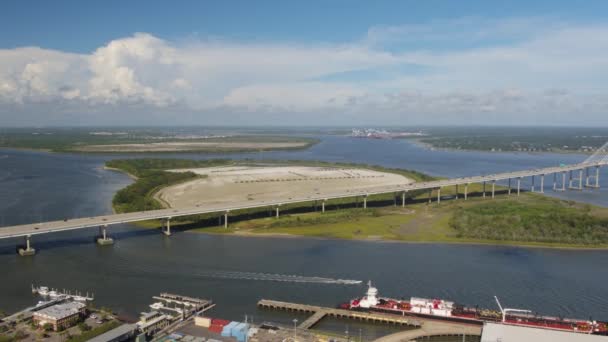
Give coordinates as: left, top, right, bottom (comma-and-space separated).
1, 0, 608, 126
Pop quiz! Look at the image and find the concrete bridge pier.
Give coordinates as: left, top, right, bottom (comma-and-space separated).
363, 195, 368, 209
454, 184, 459, 200
568, 170, 574, 189
321, 200, 326, 212
275, 205, 281, 218
162, 217, 172, 236
224, 211, 229, 228
586, 165, 601, 189
507, 178, 511, 196
401, 191, 407, 207
97, 224, 114, 245
553, 173, 557, 191
464, 184, 468, 200
482, 182, 486, 198
491, 180, 496, 199
517, 177, 521, 196
18, 234, 36, 256
437, 188, 441, 204
531, 175, 535, 192
561, 171, 567, 191
540, 174, 545, 193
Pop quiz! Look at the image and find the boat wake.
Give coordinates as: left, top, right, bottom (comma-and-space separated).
191, 270, 362, 284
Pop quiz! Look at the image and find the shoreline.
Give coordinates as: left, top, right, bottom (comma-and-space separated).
0, 138, 319, 155
412, 138, 595, 155
190, 229, 608, 251
103, 166, 139, 180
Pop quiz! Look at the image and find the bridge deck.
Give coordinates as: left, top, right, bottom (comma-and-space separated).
0, 162, 603, 239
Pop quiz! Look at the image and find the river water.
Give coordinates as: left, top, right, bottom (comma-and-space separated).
1, 136, 607, 340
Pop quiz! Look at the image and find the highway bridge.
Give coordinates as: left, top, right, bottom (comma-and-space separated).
1, 150, 607, 255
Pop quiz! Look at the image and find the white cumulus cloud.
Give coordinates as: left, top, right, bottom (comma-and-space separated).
1, 17, 608, 125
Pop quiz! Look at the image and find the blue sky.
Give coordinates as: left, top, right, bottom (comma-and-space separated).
1, 1, 608, 126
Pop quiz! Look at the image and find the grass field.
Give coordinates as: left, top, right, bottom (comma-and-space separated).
192, 193, 608, 249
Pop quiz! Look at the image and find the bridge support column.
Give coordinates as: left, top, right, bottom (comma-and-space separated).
579, 169, 584, 190
437, 188, 441, 204
540, 174, 545, 193
97, 224, 114, 245
482, 182, 486, 198
162, 217, 171, 236
401, 191, 406, 207
18, 235, 36, 256
596, 166, 601, 188
517, 177, 521, 197
507, 178, 511, 196
562, 171, 567, 191
276, 206, 280, 218
363, 196, 367, 209
322, 200, 326, 213
455, 184, 459, 200
464, 184, 468, 200
531, 175, 535, 192
568, 170, 573, 189
427, 189, 432, 204
491, 180, 496, 199
553, 173, 557, 191
224, 211, 229, 228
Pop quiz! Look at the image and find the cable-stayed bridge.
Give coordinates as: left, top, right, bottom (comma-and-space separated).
1, 147, 607, 255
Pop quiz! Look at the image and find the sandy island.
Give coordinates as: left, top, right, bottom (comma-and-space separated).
155, 165, 413, 208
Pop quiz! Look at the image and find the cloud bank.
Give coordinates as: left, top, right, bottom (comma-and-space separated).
1, 17, 607, 126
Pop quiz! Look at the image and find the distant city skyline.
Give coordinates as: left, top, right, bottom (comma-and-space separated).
1, 0, 608, 126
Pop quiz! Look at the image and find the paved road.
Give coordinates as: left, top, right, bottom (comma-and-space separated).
0, 162, 603, 240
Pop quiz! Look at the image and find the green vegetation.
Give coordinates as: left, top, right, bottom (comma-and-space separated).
420, 126, 608, 153
450, 197, 608, 245
66, 321, 120, 342
197, 193, 608, 249
107, 159, 231, 213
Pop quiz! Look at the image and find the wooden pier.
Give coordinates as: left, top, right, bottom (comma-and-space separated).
257, 299, 421, 329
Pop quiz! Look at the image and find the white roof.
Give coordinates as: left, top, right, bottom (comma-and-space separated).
34, 301, 86, 320
482, 323, 606, 342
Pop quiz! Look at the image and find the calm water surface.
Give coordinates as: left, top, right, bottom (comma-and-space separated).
1, 136, 607, 339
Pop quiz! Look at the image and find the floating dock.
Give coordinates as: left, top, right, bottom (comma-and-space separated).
257, 299, 421, 329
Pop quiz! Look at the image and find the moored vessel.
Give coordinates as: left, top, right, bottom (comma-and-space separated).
341, 282, 608, 335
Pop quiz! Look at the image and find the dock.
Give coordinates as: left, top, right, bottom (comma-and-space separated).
257, 299, 421, 329
258, 299, 482, 341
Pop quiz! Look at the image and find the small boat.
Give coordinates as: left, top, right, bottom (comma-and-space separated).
48, 290, 59, 298
37, 286, 50, 296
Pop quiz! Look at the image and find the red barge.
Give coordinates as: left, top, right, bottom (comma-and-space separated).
340, 282, 608, 335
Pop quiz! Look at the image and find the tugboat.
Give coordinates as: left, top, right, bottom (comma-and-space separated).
341, 281, 608, 335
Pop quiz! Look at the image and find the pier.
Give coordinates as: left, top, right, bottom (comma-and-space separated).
258, 299, 483, 341
257, 299, 420, 329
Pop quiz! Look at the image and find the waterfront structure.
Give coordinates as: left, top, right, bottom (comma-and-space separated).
88, 324, 138, 342
136, 311, 170, 335
32, 301, 86, 331
1, 148, 607, 255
